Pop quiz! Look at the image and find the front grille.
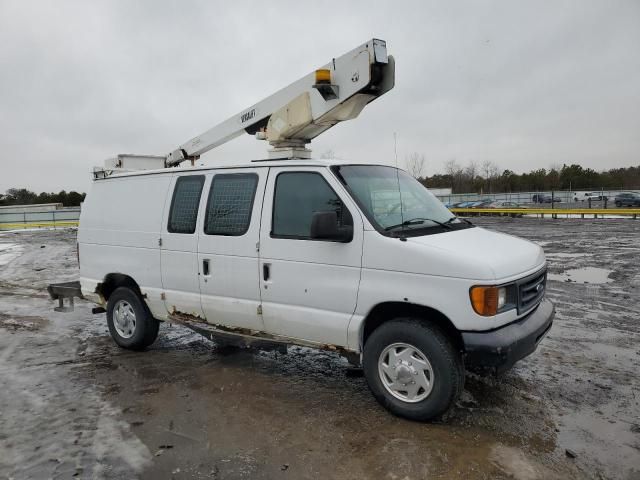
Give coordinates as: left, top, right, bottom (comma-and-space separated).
517, 267, 547, 314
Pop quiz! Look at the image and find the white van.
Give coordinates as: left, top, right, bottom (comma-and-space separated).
75, 159, 553, 420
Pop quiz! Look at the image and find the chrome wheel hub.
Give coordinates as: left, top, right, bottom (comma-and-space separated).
378, 342, 434, 403
113, 300, 136, 339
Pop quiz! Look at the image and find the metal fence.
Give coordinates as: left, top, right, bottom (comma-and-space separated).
434, 189, 640, 207
0, 208, 81, 230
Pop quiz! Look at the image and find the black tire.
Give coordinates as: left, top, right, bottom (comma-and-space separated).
106, 287, 159, 350
363, 318, 464, 421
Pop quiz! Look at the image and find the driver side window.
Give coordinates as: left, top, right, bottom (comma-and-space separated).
271, 172, 352, 239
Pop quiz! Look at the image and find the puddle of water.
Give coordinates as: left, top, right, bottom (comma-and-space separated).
548, 267, 613, 284
490, 444, 552, 480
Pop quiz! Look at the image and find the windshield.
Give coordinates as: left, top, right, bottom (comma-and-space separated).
333, 165, 465, 234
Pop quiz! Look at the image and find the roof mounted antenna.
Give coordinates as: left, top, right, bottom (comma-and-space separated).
94, 39, 395, 177
393, 132, 405, 232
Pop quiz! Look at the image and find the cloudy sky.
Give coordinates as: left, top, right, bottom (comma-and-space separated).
1, 0, 639, 193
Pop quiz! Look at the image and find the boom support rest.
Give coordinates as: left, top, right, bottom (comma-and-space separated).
48, 281, 83, 312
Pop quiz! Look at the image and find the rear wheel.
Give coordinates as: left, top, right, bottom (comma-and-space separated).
363, 318, 464, 421
107, 287, 159, 350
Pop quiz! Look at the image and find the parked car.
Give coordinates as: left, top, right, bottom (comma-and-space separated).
614, 192, 640, 207
463, 200, 495, 216
575, 192, 608, 202
532, 194, 560, 204
488, 201, 526, 217
493, 201, 525, 208
469, 200, 494, 208
68, 161, 553, 422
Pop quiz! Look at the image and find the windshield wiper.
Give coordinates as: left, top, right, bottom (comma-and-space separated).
450, 216, 473, 226
384, 217, 453, 232
443, 215, 474, 226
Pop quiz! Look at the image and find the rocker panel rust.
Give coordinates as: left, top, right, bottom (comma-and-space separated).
168, 309, 360, 364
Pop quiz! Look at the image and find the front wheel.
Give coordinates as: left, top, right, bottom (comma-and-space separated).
363, 319, 464, 421
107, 287, 159, 350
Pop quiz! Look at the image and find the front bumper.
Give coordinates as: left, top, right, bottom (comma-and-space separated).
461, 299, 555, 374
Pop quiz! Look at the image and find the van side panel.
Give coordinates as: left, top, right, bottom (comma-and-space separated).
78, 175, 172, 319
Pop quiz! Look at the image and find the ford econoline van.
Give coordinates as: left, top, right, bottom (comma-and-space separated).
77, 160, 554, 420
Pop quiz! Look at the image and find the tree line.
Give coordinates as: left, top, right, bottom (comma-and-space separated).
406, 155, 640, 193
0, 188, 86, 207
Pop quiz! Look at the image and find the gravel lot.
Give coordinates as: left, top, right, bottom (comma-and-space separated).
1, 219, 639, 479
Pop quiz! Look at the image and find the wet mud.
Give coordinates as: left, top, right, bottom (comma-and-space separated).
0, 220, 639, 479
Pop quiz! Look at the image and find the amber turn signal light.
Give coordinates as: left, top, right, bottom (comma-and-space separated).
470, 286, 500, 316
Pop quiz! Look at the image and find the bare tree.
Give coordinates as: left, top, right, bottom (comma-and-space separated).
480, 160, 500, 193
444, 159, 461, 177
465, 160, 478, 181
444, 159, 464, 191
481, 160, 492, 180
406, 152, 426, 179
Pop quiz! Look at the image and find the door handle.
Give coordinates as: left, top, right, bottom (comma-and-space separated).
263, 263, 270, 281
203, 259, 210, 276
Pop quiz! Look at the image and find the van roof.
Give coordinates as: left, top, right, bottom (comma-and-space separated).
96, 158, 394, 181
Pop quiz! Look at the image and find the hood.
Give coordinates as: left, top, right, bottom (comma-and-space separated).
404, 226, 545, 280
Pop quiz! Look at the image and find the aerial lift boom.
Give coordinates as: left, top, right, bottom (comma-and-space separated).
99, 39, 394, 174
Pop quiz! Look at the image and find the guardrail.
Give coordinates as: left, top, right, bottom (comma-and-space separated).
0, 209, 81, 230
0, 221, 79, 230
451, 208, 640, 218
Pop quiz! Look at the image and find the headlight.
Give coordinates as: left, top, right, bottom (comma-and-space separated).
470, 285, 515, 316
497, 286, 507, 310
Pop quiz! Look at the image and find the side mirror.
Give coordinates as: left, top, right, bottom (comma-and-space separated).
310, 211, 353, 242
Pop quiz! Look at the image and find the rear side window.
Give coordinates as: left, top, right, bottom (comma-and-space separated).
168, 175, 205, 234
272, 172, 352, 239
204, 173, 258, 236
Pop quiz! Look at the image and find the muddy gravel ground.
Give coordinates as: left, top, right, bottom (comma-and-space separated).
1, 219, 639, 480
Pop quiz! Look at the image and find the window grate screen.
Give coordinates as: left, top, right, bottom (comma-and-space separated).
168, 175, 204, 234
205, 173, 258, 236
